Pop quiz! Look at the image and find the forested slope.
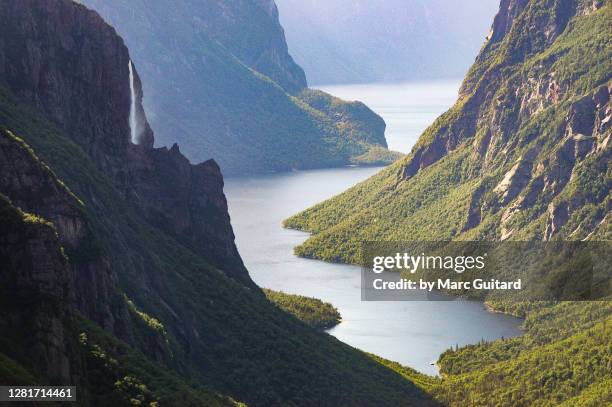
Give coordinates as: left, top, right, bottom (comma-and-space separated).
0, 1, 433, 405
80, 0, 401, 175
284, 1, 612, 405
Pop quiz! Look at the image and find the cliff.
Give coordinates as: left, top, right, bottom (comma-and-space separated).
0, 0, 433, 405
0, 0, 253, 287
0, 193, 79, 386
284, 1, 611, 405
80, 0, 400, 175
189, 0, 307, 93
287, 0, 611, 254
0, 130, 127, 335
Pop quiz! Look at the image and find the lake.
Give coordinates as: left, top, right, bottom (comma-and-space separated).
224, 81, 522, 376
320, 80, 462, 153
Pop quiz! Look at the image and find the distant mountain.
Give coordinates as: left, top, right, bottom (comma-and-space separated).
0, 0, 437, 405
284, 0, 611, 404
275, 0, 499, 85
80, 0, 400, 175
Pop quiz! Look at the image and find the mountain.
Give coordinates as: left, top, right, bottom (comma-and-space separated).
286, 0, 611, 259
275, 0, 499, 85
79, 0, 401, 175
0, 0, 435, 405
284, 0, 611, 405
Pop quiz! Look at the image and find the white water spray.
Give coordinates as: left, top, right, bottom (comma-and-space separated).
128, 60, 139, 144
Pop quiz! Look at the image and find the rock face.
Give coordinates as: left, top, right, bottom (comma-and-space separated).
0, 0, 149, 186
0, 2, 436, 405
394, 0, 611, 239
80, 0, 396, 175
0, 194, 78, 385
0, 131, 125, 333
396, 0, 606, 184
284, 0, 611, 263
0, 0, 253, 287
128, 143, 251, 283
196, 0, 307, 93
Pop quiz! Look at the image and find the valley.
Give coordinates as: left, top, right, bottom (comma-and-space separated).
224, 81, 523, 376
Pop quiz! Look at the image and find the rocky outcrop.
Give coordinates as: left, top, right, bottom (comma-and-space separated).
484, 0, 529, 48
396, 0, 611, 240
493, 147, 538, 205
128, 143, 253, 285
0, 130, 126, 332
543, 201, 570, 240
0, 193, 79, 386
0, 0, 254, 287
211, 0, 308, 93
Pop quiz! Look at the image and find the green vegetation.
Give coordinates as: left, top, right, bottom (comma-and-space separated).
350, 145, 404, 166
263, 289, 341, 329
0, 83, 433, 406
81, 0, 398, 175
367, 353, 439, 391
76, 319, 243, 407
285, 1, 611, 261
0, 193, 54, 232
124, 295, 167, 335
283, 1, 612, 406
431, 302, 612, 406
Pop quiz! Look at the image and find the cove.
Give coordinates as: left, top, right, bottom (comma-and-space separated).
224, 81, 523, 375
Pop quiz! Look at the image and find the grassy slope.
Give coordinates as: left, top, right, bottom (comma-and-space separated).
0, 85, 436, 406
283, 2, 612, 406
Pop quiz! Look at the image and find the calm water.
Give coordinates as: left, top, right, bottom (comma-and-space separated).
224, 82, 522, 376
320, 80, 461, 153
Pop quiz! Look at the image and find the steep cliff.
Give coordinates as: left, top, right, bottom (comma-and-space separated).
0, 129, 240, 406
186, 0, 307, 93
0, 1, 433, 405
284, 1, 611, 405
0, 130, 127, 335
286, 0, 611, 256
0, 0, 253, 287
0, 193, 79, 387
80, 0, 400, 175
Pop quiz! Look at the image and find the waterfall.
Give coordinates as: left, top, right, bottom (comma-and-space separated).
128, 60, 139, 144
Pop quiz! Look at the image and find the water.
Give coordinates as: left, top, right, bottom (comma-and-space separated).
320, 80, 461, 153
224, 82, 522, 376
128, 60, 138, 144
